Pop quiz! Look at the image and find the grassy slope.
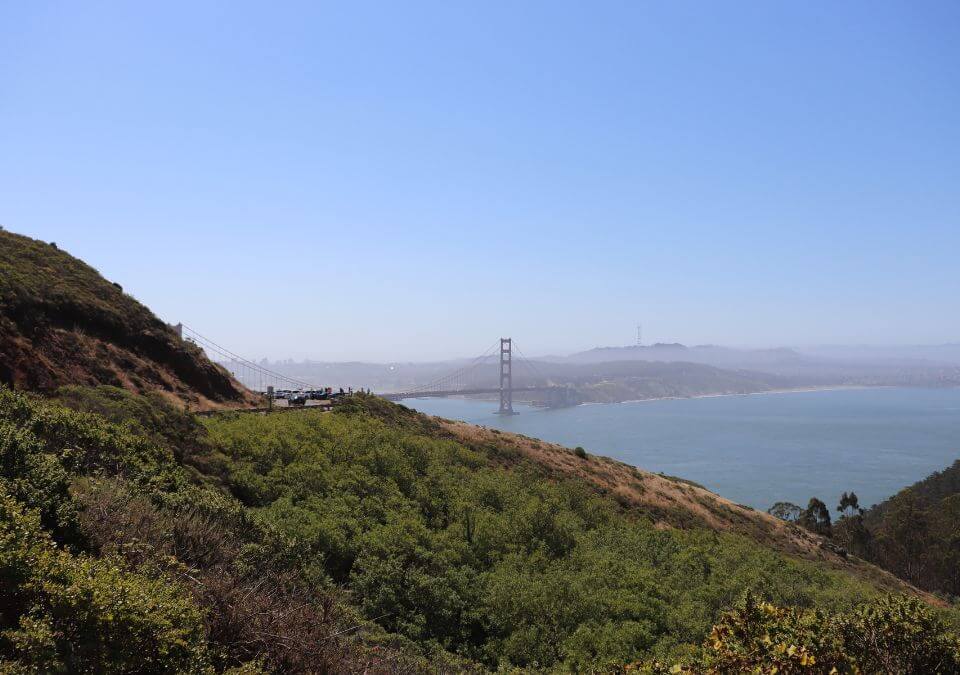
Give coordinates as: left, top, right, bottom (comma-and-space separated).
0, 229, 255, 408
1, 386, 956, 672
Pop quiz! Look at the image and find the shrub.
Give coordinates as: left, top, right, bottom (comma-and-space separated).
3, 386, 957, 672
0, 420, 80, 546
54, 385, 210, 460
649, 593, 960, 673
0, 487, 211, 673
574, 446, 588, 459
841, 595, 960, 673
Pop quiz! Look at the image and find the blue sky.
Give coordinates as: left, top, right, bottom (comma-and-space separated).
2, 2, 958, 361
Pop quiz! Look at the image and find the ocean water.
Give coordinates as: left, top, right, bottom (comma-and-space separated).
399, 387, 960, 511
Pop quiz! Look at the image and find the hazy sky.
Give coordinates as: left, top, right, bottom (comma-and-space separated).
2, 2, 958, 361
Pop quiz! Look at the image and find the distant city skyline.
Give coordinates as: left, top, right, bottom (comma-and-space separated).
3, 2, 958, 361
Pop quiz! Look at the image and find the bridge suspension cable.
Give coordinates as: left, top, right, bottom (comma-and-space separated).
385, 338, 554, 404
180, 324, 321, 393
178, 325, 554, 407
403, 340, 502, 395
512, 342, 547, 385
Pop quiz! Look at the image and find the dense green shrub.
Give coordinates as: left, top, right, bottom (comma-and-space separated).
644, 593, 960, 673
0, 420, 80, 546
0, 487, 211, 673
54, 385, 210, 459
201, 407, 892, 669
0, 387, 434, 672
0, 387, 178, 487
1, 386, 957, 671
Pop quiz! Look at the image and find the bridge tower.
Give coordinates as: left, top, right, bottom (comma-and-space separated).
498, 337, 516, 415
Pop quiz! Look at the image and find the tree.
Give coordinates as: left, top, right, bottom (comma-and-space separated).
799, 497, 832, 536
767, 501, 803, 523
833, 513, 873, 558
837, 491, 849, 514
837, 491, 862, 517
876, 494, 930, 585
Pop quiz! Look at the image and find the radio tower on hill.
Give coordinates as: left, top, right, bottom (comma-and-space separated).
636, 323, 642, 347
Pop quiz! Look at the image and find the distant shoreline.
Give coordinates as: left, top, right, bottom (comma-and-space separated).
614, 384, 879, 405
399, 384, 885, 408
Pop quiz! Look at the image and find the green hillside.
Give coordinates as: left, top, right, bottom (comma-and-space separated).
835, 459, 960, 601
0, 229, 253, 407
1, 386, 957, 672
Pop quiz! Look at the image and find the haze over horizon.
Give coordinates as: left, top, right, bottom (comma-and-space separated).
3, 2, 958, 361
247, 340, 960, 367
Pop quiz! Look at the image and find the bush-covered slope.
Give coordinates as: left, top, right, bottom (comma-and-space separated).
834, 459, 960, 600
0, 229, 254, 408
1, 386, 957, 671
0, 386, 433, 672
432, 416, 941, 599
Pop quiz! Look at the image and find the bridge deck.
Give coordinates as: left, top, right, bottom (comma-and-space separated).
382, 386, 557, 401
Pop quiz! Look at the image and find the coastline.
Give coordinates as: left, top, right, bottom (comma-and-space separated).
613, 384, 879, 406
401, 385, 889, 408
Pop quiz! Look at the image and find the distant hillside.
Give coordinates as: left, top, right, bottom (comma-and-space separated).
0, 229, 255, 408
521, 359, 792, 403
243, 354, 796, 403
404, 358, 794, 404
807, 343, 960, 366
560, 342, 960, 387
561, 343, 807, 370
230, 342, 960, 397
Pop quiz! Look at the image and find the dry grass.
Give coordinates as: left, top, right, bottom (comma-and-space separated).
12, 326, 258, 412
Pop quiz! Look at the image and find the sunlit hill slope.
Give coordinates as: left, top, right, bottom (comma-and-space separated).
0, 230, 255, 408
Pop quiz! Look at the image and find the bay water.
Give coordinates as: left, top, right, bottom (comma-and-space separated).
400, 387, 960, 511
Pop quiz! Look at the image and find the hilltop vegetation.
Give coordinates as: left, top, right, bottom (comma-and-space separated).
0, 229, 253, 407
1, 385, 957, 672
831, 460, 960, 601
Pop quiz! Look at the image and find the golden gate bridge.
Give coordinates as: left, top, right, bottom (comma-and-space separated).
177, 325, 576, 413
